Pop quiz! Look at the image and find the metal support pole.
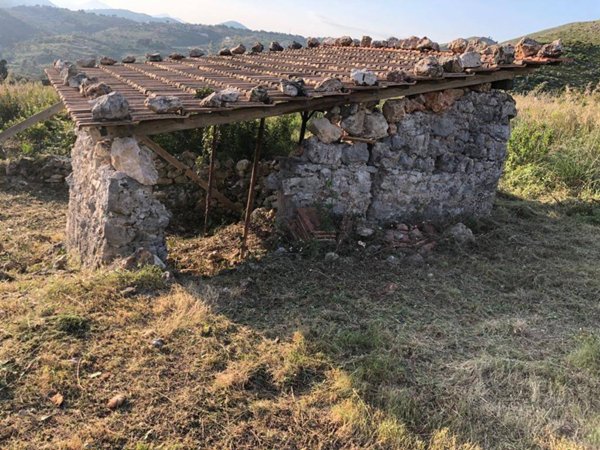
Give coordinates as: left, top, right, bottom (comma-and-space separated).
241, 118, 266, 258
204, 125, 219, 235
298, 111, 309, 145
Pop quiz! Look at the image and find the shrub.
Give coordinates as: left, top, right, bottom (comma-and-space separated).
0, 82, 75, 157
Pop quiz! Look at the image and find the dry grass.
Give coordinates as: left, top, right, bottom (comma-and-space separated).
1, 174, 599, 449
505, 91, 600, 200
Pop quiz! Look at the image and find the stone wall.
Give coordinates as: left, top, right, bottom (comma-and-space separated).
278, 86, 517, 226
66, 130, 170, 267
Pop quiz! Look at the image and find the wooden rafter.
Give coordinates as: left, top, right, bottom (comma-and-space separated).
0, 102, 65, 144
138, 135, 241, 213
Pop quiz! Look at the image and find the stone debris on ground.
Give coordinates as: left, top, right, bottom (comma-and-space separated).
144, 95, 185, 114
122, 55, 136, 64
289, 41, 303, 50
446, 223, 475, 244
218, 48, 232, 56
169, 53, 185, 60
91, 92, 131, 121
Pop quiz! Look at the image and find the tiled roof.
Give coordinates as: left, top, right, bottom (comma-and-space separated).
45, 45, 564, 132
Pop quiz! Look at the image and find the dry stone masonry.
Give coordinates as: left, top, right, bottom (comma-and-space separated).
66, 130, 170, 268
277, 86, 517, 226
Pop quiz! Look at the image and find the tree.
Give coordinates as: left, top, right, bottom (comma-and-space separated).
0, 60, 8, 83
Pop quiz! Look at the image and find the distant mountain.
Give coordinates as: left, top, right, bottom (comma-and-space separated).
219, 21, 249, 30
508, 20, 600, 91
0, 6, 305, 79
87, 8, 182, 24
0, 0, 54, 6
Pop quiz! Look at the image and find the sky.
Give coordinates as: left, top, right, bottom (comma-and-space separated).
51, 0, 600, 42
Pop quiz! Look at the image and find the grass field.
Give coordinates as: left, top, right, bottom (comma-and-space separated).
1, 94, 600, 449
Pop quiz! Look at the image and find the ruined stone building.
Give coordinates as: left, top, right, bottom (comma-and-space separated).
23, 35, 563, 267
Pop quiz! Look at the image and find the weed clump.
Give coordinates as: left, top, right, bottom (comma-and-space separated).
569, 333, 600, 374
55, 313, 90, 337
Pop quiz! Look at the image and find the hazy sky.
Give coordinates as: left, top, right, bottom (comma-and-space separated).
51, 0, 600, 42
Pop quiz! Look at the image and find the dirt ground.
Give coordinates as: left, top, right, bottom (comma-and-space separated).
1, 178, 599, 450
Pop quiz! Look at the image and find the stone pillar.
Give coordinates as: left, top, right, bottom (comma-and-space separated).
66, 129, 170, 267
277, 86, 517, 227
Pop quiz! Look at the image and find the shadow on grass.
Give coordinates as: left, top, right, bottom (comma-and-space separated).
177, 192, 600, 448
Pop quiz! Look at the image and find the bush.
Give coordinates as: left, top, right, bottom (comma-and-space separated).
0, 82, 75, 157
153, 114, 301, 162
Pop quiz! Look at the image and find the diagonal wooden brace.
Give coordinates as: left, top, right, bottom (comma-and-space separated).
138, 135, 241, 213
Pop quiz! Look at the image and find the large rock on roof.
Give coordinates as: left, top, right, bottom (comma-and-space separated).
269, 42, 284, 52
413, 57, 444, 78
314, 77, 344, 93
199, 88, 240, 107
416, 37, 440, 51
515, 37, 542, 59
81, 81, 112, 99
247, 85, 271, 103
144, 95, 185, 114
459, 51, 482, 69
77, 57, 96, 68
251, 42, 265, 53
91, 92, 131, 121
280, 78, 307, 97
350, 69, 378, 86
307, 38, 320, 48
189, 48, 205, 58
231, 44, 246, 55
538, 39, 563, 58
448, 38, 468, 54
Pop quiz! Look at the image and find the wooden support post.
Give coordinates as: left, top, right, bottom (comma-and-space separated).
241, 118, 266, 258
0, 102, 64, 144
204, 126, 219, 235
138, 135, 241, 213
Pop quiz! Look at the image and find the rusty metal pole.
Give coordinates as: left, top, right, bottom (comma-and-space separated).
204, 125, 219, 235
298, 111, 309, 145
241, 118, 266, 258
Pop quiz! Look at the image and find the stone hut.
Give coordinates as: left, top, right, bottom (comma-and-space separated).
16, 35, 561, 267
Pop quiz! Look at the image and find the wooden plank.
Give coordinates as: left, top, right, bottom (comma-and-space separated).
0, 102, 65, 143
138, 136, 241, 213
127, 68, 532, 136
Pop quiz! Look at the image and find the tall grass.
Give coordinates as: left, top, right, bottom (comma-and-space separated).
0, 82, 75, 157
504, 89, 600, 199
